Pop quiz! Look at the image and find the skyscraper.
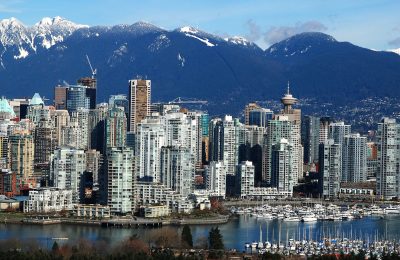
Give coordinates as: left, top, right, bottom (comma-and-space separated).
377, 118, 400, 200
328, 121, 351, 181
106, 147, 135, 214
302, 115, 320, 164
160, 146, 194, 197
204, 161, 227, 198
343, 133, 367, 182
271, 138, 294, 196
67, 85, 89, 113
248, 108, 273, 128
104, 107, 127, 151
33, 120, 57, 165
8, 130, 34, 182
128, 79, 151, 133
77, 77, 97, 109
50, 147, 86, 203
319, 139, 341, 198
244, 103, 260, 125
54, 85, 68, 110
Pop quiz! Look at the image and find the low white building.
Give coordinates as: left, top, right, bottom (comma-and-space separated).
24, 188, 73, 213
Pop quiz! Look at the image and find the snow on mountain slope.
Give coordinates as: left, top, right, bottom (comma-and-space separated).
0, 16, 87, 60
178, 26, 216, 47
388, 48, 400, 55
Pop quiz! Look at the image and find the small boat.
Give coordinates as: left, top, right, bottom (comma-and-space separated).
302, 215, 318, 222
283, 216, 301, 222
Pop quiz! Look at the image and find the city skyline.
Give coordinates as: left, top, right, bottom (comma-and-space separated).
0, 0, 399, 50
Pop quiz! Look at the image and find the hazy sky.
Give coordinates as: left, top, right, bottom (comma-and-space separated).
1, 0, 399, 50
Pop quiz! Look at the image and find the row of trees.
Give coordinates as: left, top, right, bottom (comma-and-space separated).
181, 225, 224, 250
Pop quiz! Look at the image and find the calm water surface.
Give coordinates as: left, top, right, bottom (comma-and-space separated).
0, 215, 399, 250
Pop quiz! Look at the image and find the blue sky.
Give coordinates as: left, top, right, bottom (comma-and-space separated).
1, 0, 399, 50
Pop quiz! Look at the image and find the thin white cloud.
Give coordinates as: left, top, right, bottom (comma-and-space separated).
264, 21, 328, 45
244, 19, 261, 42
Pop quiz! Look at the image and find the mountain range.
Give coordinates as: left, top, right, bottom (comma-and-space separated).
1, 17, 400, 116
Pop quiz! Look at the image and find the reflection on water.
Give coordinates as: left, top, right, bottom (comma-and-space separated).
0, 215, 398, 250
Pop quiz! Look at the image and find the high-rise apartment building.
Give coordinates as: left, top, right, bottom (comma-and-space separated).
328, 122, 351, 181
160, 146, 194, 197
343, 133, 367, 182
319, 139, 341, 198
8, 130, 34, 181
50, 147, 86, 203
377, 118, 400, 200
271, 138, 294, 196
104, 107, 127, 151
204, 161, 227, 198
128, 79, 151, 133
106, 147, 135, 214
54, 85, 68, 110
77, 77, 97, 109
236, 161, 255, 198
302, 115, 320, 164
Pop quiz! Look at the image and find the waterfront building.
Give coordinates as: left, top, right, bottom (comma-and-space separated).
106, 147, 135, 214
271, 138, 294, 196
302, 115, 320, 164
342, 133, 367, 182
50, 147, 86, 203
328, 121, 351, 181
24, 188, 73, 213
263, 116, 300, 184
236, 161, 255, 198
377, 118, 400, 200
319, 139, 341, 198
204, 161, 227, 198
136, 115, 165, 182
160, 146, 194, 197
128, 79, 151, 133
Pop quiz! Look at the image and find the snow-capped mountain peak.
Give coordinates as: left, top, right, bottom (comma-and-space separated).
0, 16, 88, 64
179, 26, 198, 34
388, 48, 400, 55
225, 36, 251, 46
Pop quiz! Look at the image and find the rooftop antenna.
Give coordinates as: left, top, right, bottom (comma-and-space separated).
287, 81, 290, 95
86, 54, 97, 79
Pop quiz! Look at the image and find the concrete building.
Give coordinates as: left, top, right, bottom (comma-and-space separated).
302, 115, 320, 164
50, 147, 86, 203
8, 130, 34, 181
70, 108, 90, 150
160, 146, 194, 198
106, 147, 135, 214
128, 79, 151, 133
343, 133, 367, 182
24, 188, 73, 213
204, 161, 227, 198
328, 121, 351, 181
377, 118, 400, 200
319, 139, 341, 198
236, 161, 255, 198
271, 138, 294, 196
136, 115, 165, 182
104, 107, 127, 150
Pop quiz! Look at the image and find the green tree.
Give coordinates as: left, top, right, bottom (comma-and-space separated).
52, 241, 59, 252
208, 227, 224, 250
181, 225, 193, 248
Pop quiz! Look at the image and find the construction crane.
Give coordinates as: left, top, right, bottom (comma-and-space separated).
85, 54, 97, 79
168, 97, 208, 105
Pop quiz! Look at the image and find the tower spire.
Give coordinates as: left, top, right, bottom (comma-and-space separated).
287, 81, 290, 95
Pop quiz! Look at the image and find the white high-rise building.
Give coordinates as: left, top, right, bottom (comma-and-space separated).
205, 161, 227, 198
160, 146, 194, 197
50, 109, 70, 147
236, 161, 255, 198
343, 133, 367, 182
263, 116, 300, 184
222, 115, 238, 175
271, 138, 294, 196
71, 108, 89, 150
328, 121, 351, 181
319, 139, 341, 198
136, 115, 165, 182
377, 118, 400, 200
50, 147, 86, 203
106, 147, 135, 214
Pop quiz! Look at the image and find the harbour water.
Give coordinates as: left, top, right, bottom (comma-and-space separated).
0, 215, 400, 251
